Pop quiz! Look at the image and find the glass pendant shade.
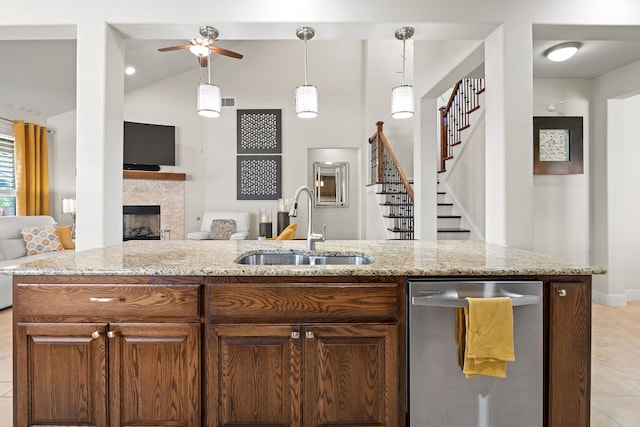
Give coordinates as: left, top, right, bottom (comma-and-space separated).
295, 85, 318, 118
391, 84, 414, 119
197, 83, 221, 118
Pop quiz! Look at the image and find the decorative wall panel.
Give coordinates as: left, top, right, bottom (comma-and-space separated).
237, 109, 282, 154
237, 155, 282, 200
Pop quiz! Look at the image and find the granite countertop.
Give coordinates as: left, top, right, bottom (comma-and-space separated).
0, 240, 605, 277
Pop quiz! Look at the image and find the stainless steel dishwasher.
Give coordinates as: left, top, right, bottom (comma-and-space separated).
408, 279, 543, 427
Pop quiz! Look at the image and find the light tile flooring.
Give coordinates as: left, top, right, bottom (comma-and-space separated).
0, 302, 638, 426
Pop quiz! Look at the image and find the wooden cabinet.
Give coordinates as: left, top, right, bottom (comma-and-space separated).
12, 272, 593, 427
13, 276, 202, 427
14, 323, 109, 426
547, 279, 591, 427
205, 277, 404, 427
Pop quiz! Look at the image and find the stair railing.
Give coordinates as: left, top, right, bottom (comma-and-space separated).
369, 121, 414, 239
369, 121, 414, 199
439, 78, 485, 172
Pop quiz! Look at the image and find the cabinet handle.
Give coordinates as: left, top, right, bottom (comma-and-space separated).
291, 331, 300, 339
557, 289, 567, 297
305, 331, 314, 339
89, 297, 123, 303
107, 330, 118, 339
91, 330, 101, 340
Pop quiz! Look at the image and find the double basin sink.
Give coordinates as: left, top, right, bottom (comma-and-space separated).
236, 251, 373, 266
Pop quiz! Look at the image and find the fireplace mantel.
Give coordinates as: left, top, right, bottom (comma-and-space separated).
123, 171, 186, 181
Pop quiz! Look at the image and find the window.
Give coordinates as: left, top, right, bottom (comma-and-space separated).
0, 133, 16, 216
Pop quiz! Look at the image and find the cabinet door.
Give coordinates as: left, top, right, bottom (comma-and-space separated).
549, 282, 591, 427
108, 323, 201, 427
304, 324, 399, 427
14, 323, 108, 427
206, 324, 302, 427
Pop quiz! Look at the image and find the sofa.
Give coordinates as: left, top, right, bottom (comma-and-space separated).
0, 215, 70, 309
187, 212, 250, 240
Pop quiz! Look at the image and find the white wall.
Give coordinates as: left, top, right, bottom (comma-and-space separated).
47, 110, 77, 226
442, 118, 486, 240
532, 79, 591, 264
622, 94, 640, 301
592, 58, 640, 304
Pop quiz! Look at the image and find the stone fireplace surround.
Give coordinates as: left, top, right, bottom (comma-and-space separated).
122, 171, 186, 240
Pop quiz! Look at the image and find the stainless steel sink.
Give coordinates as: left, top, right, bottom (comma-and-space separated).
235, 252, 372, 265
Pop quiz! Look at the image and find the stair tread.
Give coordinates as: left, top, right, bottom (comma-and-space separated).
438, 203, 454, 206
387, 228, 414, 233
376, 192, 409, 195
379, 202, 413, 206
438, 215, 461, 219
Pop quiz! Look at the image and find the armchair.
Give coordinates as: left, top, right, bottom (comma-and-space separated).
187, 212, 250, 240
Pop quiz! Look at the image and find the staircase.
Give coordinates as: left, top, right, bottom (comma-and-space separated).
367, 78, 484, 240
436, 78, 485, 240
437, 183, 470, 240
368, 122, 414, 240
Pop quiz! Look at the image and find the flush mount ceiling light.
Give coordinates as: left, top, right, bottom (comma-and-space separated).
391, 27, 414, 119
197, 48, 221, 118
295, 26, 318, 118
125, 66, 136, 76
544, 42, 581, 62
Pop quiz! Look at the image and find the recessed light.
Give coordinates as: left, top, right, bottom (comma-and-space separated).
544, 42, 581, 62
125, 66, 136, 75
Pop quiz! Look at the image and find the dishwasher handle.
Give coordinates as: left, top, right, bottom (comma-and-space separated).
411, 294, 541, 308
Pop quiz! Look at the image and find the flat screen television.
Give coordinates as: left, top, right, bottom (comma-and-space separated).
123, 121, 176, 170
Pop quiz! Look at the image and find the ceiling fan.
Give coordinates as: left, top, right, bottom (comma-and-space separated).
158, 25, 243, 67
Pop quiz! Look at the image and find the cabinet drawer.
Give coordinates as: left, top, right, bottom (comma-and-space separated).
207, 281, 399, 323
15, 284, 200, 321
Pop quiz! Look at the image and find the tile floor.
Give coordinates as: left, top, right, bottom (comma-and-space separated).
0, 302, 638, 426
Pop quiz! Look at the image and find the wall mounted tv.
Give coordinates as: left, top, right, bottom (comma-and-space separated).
123, 121, 176, 171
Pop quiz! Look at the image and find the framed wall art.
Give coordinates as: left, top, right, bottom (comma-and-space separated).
533, 116, 583, 175
237, 109, 282, 154
236, 155, 282, 200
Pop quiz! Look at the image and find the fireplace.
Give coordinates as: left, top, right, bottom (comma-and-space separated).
123, 205, 161, 241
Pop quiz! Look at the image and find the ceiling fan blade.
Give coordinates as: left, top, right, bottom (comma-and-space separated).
210, 46, 243, 59
198, 55, 208, 68
158, 44, 191, 52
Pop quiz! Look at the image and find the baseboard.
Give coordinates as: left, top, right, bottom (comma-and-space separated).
592, 289, 628, 306
625, 288, 640, 302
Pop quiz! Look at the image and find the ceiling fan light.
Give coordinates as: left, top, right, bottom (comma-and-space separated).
295, 85, 318, 118
545, 42, 581, 62
189, 44, 210, 57
391, 85, 414, 119
197, 83, 221, 118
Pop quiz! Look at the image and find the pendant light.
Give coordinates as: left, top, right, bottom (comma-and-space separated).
391, 27, 414, 119
295, 26, 318, 118
197, 37, 221, 118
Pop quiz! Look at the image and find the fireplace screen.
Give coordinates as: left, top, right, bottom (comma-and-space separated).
123, 205, 161, 240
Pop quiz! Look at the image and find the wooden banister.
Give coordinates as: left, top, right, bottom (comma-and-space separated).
369, 121, 414, 200
439, 78, 485, 172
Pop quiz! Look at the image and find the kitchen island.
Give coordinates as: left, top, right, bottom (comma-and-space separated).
6, 240, 604, 427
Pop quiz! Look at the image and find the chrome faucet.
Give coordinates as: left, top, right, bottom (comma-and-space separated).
289, 185, 326, 251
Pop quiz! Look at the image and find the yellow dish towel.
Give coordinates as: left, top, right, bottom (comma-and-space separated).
462, 296, 514, 378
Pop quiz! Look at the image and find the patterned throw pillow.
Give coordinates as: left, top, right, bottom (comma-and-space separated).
209, 219, 237, 240
20, 225, 64, 255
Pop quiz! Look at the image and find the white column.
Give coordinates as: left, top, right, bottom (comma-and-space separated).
413, 94, 438, 240
484, 22, 534, 249
75, 20, 124, 250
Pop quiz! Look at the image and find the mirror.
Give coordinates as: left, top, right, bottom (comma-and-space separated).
314, 162, 349, 207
